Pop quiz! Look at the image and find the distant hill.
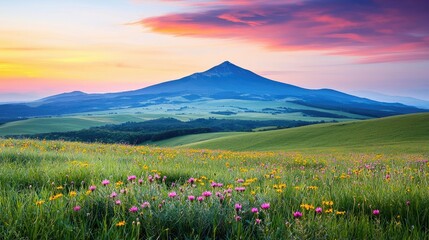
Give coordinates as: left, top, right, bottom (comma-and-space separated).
0, 61, 425, 121
161, 113, 429, 152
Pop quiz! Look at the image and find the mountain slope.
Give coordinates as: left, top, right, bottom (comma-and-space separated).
0, 61, 425, 120
169, 113, 429, 151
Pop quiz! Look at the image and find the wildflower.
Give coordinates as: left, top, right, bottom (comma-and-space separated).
197, 196, 204, 202
251, 208, 259, 213
235, 215, 242, 221
138, 179, 143, 184
141, 201, 150, 208
116, 221, 125, 227
188, 195, 195, 201
49, 193, 63, 201
102, 179, 110, 186
188, 178, 195, 184
115, 200, 121, 205
73, 205, 81, 212
110, 192, 118, 198
325, 208, 333, 213
315, 207, 323, 214
168, 191, 177, 198
69, 191, 77, 197
336, 211, 346, 215
237, 179, 244, 183
372, 209, 380, 216
89, 185, 96, 191
127, 175, 136, 181
235, 187, 246, 192
116, 181, 123, 187
293, 211, 303, 218
300, 204, 315, 210
261, 203, 270, 210
35, 200, 45, 206
129, 206, 138, 213
322, 201, 333, 206
406, 200, 410, 206
235, 203, 242, 211
202, 191, 212, 197
255, 218, 262, 224
56, 186, 64, 190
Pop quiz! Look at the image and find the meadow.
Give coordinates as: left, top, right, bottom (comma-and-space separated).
0, 138, 428, 239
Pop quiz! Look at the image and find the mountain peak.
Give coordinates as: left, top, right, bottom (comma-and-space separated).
201, 60, 248, 77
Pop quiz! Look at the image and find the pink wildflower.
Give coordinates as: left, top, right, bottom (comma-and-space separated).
188, 195, 195, 201
115, 200, 121, 205
261, 203, 270, 210
293, 211, 303, 218
235, 203, 242, 211
127, 175, 136, 181
73, 205, 81, 212
89, 185, 96, 191
110, 192, 118, 198
141, 201, 150, 208
251, 208, 259, 213
168, 191, 177, 198
202, 191, 212, 197
197, 196, 204, 202
235, 215, 242, 221
129, 206, 138, 213
235, 187, 245, 192
101, 179, 110, 186
315, 207, 323, 214
255, 218, 261, 224
373, 209, 380, 216
236, 179, 244, 183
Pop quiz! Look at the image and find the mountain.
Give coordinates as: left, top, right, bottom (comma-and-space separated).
0, 61, 425, 120
352, 91, 429, 109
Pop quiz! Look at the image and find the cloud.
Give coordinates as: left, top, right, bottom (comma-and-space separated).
138, 0, 429, 63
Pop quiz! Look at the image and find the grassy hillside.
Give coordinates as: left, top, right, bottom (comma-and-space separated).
163, 113, 429, 152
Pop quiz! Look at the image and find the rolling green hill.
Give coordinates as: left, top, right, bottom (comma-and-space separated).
158, 113, 429, 152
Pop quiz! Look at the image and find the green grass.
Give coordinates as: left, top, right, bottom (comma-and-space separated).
154, 132, 243, 147
0, 138, 428, 239
172, 113, 429, 152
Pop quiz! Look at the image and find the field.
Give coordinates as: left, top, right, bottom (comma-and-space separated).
158, 113, 429, 153
1, 137, 428, 239
0, 99, 367, 136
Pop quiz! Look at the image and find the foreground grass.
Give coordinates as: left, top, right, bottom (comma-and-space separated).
0, 139, 428, 239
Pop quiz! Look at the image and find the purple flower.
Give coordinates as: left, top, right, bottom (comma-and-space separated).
373, 209, 380, 216
129, 206, 138, 213
188, 178, 195, 184
315, 207, 323, 214
251, 208, 259, 213
110, 192, 118, 198
406, 200, 410, 206
188, 195, 195, 201
115, 200, 121, 205
197, 196, 204, 202
101, 179, 110, 186
293, 211, 303, 218
141, 201, 150, 208
236, 179, 244, 183
235, 203, 242, 211
168, 191, 177, 198
261, 203, 270, 210
138, 179, 143, 184
235, 187, 245, 192
202, 191, 212, 197
127, 175, 136, 181
89, 185, 96, 191
255, 218, 261, 224
73, 205, 81, 212
235, 215, 242, 221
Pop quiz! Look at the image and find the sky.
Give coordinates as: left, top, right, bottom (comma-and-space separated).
0, 0, 428, 102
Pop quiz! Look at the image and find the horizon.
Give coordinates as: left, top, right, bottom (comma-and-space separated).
1, 0, 428, 102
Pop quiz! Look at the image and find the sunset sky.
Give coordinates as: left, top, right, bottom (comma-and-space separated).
1, 0, 428, 102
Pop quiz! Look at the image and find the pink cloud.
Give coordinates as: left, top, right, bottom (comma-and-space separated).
138, 0, 429, 63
